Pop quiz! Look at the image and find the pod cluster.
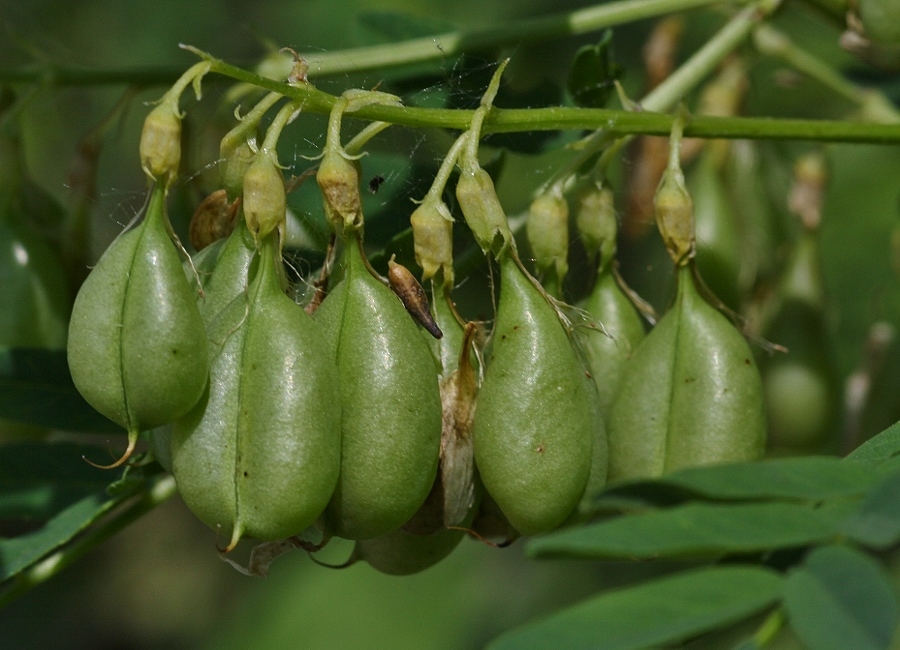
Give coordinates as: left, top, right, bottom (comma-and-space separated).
65, 71, 798, 578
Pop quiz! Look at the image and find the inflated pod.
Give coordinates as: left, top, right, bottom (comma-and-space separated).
578, 268, 646, 417
150, 216, 260, 473
196, 216, 258, 324
67, 183, 209, 463
0, 188, 70, 349
421, 288, 479, 528
315, 236, 442, 540
762, 231, 838, 451
171, 233, 341, 550
473, 253, 599, 536
353, 525, 467, 576
607, 264, 766, 481
688, 149, 743, 310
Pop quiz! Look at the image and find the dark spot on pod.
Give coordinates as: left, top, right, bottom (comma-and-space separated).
387, 255, 443, 339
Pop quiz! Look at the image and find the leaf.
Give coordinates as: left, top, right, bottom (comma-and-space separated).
784, 545, 898, 650
488, 566, 782, 650
0, 442, 140, 582
567, 30, 623, 109
0, 441, 112, 520
0, 347, 122, 433
846, 419, 900, 466
840, 466, 900, 549
528, 501, 848, 560
590, 457, 875, 512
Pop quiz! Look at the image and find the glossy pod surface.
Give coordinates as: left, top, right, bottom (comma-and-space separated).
607, 265, 765, 480
579, 268, 646, 416
67, 184, 208, 435
315, 238, 442, 540
473, 254, 598, 536
171, 234, 341, 548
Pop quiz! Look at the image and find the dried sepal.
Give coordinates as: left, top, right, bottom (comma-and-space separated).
388, 255, 443, 339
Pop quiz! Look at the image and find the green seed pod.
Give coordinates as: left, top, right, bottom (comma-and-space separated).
859, 0, 900, 46
353, 526, 467, 576
578, 268, 646, 416
607, 265, 766, 481
455, 166, 513, 256
410, 197, 454, 284
242, 149, 286, 241
762, 231, 838, 451
0, 189, 70, 349
473, 253, 599, 536
171, 233, 341, 550
197, 216, 259, 323
67, 183, 209, 465
315, 237, 442, 540
688, 149, 742, 310
526, 190, 569, 288
139, 100, 182, 184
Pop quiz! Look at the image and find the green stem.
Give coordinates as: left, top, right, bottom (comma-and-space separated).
0, 474, 177, 608
260, 99, 303, 152
184, 38, 900, 145
642, 2, 768, 113
0, 0, 720, 88
753, 24, 900, 123
752, 608, 787, 647
300, 0, 722, 77
542, 1, 769, 192
425, 132, 468, 201
221, 91, 284, 152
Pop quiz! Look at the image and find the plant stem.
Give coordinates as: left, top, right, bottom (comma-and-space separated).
0, 0, 721, 88
641, 2, 766, 113
201, 54, 900, 143
0, 474, 177, 608
752, 608, 787, 647
300, 0, 723, 77
753, 24, 900, 123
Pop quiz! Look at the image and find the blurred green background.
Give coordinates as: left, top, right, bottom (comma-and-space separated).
1, 0, 899, 647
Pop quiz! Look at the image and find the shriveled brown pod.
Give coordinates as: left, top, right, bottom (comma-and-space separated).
188, 189, 240, 251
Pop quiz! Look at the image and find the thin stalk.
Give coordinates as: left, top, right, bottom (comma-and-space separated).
0, 474, 177, 608
191, 47, 900, 144
300, 0, 723, 77
0, 0, 721, 88
540, 0, 778, 191
753, 24, 900, 123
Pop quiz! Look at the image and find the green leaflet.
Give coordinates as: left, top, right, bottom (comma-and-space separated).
490, 566, 783, 650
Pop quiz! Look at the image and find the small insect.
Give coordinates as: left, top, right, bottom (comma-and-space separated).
387, 255, 443, 339
368, 175, 385, 194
